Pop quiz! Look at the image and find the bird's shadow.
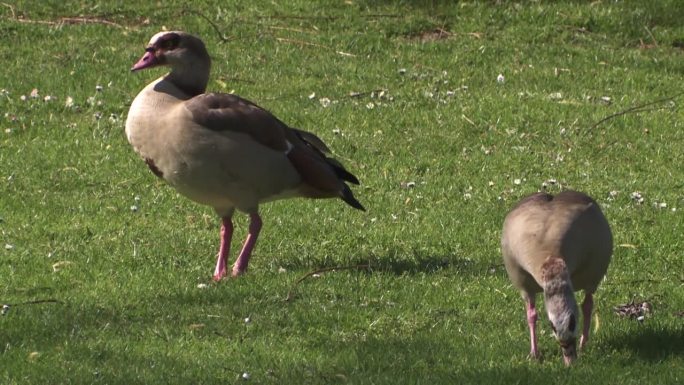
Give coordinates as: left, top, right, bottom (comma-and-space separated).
278, 253, 505, 278
603, 324, 684, 361
364, 255, 503, 277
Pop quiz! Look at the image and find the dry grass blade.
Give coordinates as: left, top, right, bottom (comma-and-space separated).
13, 16, 123, 28
285, 264, 370, 302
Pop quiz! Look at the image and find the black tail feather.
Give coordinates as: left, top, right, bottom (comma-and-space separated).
341, 185, 365, 211
293, 128, 360, 185
292, 127, 363, 208
327, 157, 360, 185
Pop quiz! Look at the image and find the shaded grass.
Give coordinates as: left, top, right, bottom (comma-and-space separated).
2, 0, 684, 384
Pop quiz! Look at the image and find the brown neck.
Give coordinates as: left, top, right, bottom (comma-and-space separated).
165, 60, 211, 98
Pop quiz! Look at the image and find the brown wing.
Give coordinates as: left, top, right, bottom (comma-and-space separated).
185, 93, 364, 210
185, 93, 291, 152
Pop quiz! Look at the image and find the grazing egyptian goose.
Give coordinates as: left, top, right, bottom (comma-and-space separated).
501, 191, 612, 365
125, 31, 364, 280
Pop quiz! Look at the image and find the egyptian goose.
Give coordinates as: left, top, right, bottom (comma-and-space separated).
125, 31, 364, 280
501, 191, 612, 365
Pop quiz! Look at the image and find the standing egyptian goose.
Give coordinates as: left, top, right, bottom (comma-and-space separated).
125, 31, 364, 280
501, 191, 612, 365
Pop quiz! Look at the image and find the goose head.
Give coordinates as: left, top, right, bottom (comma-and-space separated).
131, 31, 211, 96
541, 256, 579, 365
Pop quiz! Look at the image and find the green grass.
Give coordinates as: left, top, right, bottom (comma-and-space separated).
2, 0, 684, 383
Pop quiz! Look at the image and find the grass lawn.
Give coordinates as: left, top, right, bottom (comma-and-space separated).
1, 0, 683, 383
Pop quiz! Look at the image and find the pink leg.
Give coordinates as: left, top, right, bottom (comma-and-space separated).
231, 213, 262, 277
580, 293, 593, 349
212, 217, 233, 281
527, 297, 539, 359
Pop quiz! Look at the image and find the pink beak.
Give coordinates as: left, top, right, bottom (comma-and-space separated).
131, 50, 158, 72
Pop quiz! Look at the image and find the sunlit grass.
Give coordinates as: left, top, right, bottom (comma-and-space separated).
1, 1, 683, 384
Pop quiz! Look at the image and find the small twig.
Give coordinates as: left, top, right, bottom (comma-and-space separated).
591, 90, 684, 129
181, 8, 233, 43
2, 299, 62, 314
285, 264, 370, 302
9, 15, 122, 28
257, 13, 402, 21
61, 17, 122, 28
4, 299, 62, 306
267, 25, 314, 34
434, 27, 452, 38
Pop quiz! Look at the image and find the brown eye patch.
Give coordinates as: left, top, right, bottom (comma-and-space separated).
157, 33, 181, 51
569, 314, 576, 332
